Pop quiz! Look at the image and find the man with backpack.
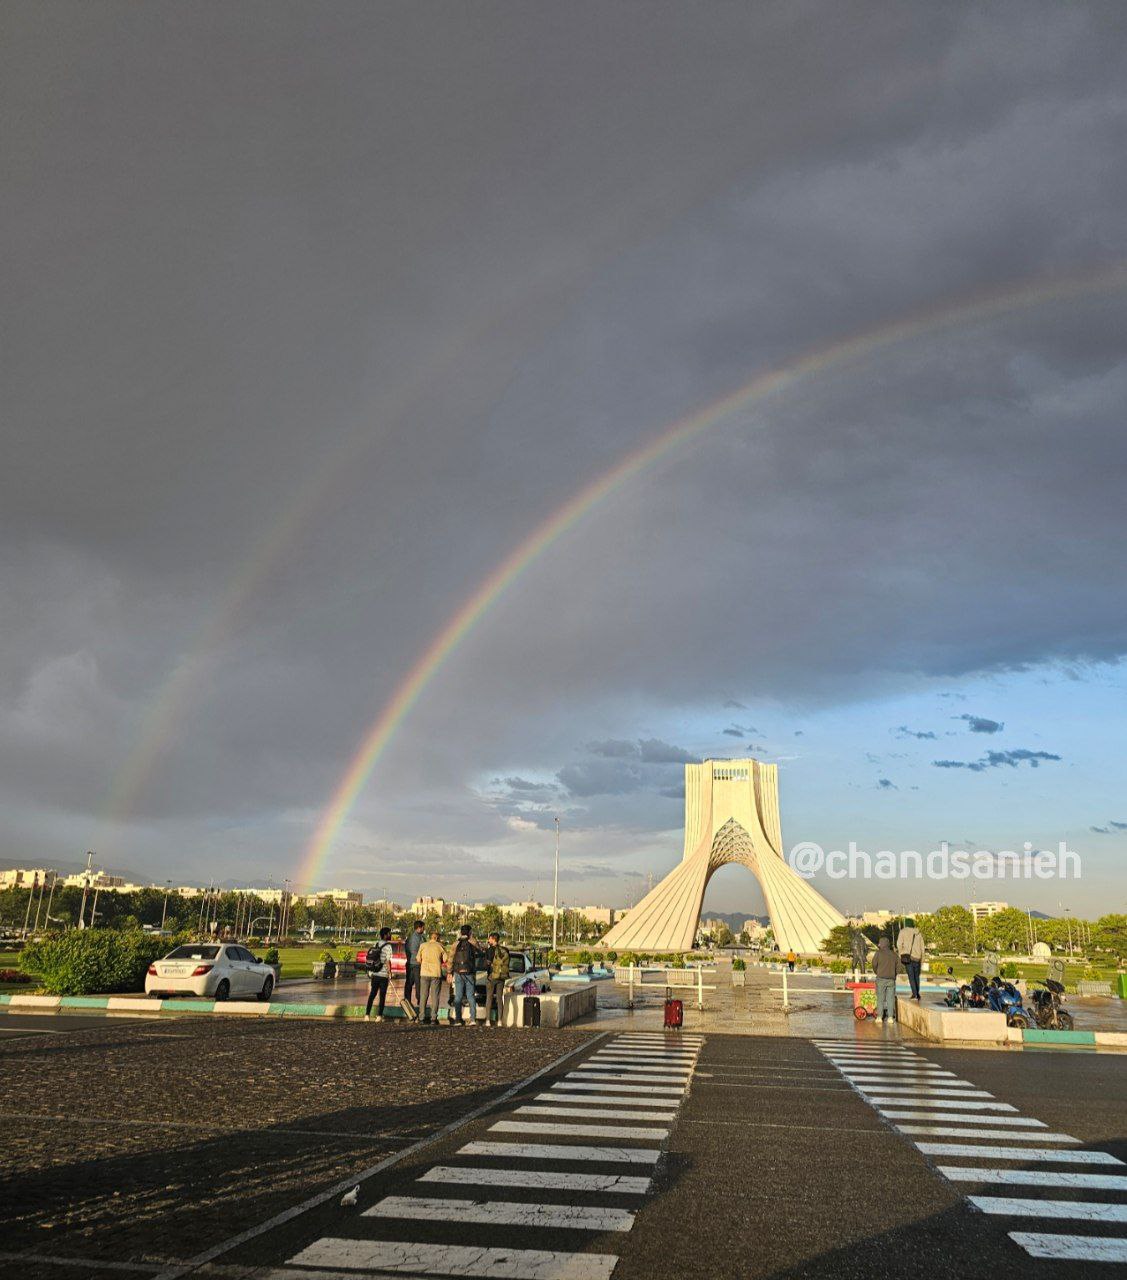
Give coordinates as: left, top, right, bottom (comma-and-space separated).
449, 923, 480, 1027
481, 931, 510, 1028
896, 917, 925, 1000
364, 926, 394, 1023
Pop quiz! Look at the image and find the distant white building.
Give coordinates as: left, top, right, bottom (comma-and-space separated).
971, 901, 1009, 922
304, 888, 363, 908
62, 871, 125, 889
0, 867, 57, 890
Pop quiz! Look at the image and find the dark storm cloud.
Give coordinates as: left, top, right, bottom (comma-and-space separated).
959, 715, 1005, 734
2, 2, 1125, 889
1091, 825, 1110, 834
723, 727, 744, 738
877, 778, 897, 790
897, 726, 937, 740
933, 748, 1062, 772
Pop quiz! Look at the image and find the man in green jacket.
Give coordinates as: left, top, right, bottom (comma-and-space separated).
481, 932, 510, 1028
871, 936, 900, 1022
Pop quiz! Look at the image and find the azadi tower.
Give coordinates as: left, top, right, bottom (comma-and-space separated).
599, 758, 845, 955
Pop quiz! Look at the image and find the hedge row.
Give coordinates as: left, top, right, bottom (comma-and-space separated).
21, 930, 174, 995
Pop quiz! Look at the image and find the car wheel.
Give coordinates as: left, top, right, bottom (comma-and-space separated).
214, 978, 231, 1002
258, 975, 274, 1002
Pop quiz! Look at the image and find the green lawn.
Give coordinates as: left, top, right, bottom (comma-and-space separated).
929, 956, 1122, 989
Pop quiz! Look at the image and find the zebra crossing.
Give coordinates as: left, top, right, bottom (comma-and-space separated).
265, 1032, 703, 1280
814, 1038, 1127, 1266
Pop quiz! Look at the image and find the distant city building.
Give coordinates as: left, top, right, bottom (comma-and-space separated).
303, 888, 363, 908
971, 901, 1009, 922
741, 920, 768, 940
856, 910, 895, 928
61, 871, 125, 889
410, 895, 450, 916
500, 900, 543, 917
0, 867, 57, 890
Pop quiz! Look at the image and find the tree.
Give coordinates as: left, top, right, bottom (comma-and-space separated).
821, 925, 853, 957
738, 930, 751, 947
918, 905, 973, 954
714, 924, 734, 948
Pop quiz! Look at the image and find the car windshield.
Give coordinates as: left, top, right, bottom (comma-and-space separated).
166, 945, 220, 960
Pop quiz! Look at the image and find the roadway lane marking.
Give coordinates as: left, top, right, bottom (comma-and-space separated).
459, 1140, 662, 1163
576, 1066, 692, 1077
878, 1110, 1043, 1126
284, 1239, 619, 1279
420, 1167, 652, 1193
516, 1105, 679, 1121
553, 1081, 685, 1095
540, 1091, 681, 1108
895, 1125, 1079, 1143
365, 1196, 636, 1232
565, 1074, 688, 1088
490, 1120, 669, 1141
867, 1098, 1015, 1111
856, 1085, 993, 1098
915, 1143, 1122, 1165
938, 1167, 1127, 1191
843, 1073, 965, 1084
1009, 1233, 1127, 1263
970, 1197, 1127, 1222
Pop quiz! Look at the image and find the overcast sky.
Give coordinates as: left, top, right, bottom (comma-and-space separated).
3, 2, 1125, 916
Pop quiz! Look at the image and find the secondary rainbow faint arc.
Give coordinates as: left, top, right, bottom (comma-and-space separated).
299, 263, 1127, 889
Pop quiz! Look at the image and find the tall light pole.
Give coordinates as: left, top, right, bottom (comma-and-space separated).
551, 816, 560, 952
161, 880, 171, 933
78, 851, 95, 929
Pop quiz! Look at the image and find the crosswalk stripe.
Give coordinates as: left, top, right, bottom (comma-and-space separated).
490, 1120, 669, 1141
844, 1074, 966, 1085
554, 1081, 685, 1095
459, 1141, 661, 1164
578, 1064, 692, 1076
840, 1067, 954, 1076
592, 1054, 698, 1063
365, 1196, 637, 1232
1009, 1232, 1127, 1263
541, 1091, 680, 1108
970, 1197, 1127, 1222
516, 1105, 679, 1121
420, 1167, 652, 1193
859, 1086, 994, 1098
570, 1072, 689, 1085
895, 1125, 1079, 1143
286, 1238, 619, 1279
869, 1098, 1014, 1111
938, 1167, 1127, 1190
878, 1110, 1042, 1126
916, 1143, 1122, 1165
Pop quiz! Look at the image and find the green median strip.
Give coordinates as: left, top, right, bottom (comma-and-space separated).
1022, 1027, 1096, 1045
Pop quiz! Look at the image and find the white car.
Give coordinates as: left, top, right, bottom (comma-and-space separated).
146, 943, 275, 1001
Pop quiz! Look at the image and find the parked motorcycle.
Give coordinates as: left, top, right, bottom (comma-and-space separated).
986, 975, 1032, 1028
1029, 977, 1073, 1030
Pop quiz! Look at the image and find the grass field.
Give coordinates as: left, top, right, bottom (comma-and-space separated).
930, 957, 1122, 988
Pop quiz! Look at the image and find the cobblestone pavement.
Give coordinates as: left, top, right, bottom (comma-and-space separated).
0, 1016, 595, 1279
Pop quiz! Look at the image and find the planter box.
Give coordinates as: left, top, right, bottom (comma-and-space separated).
312, 961, 334, 979
731, 970, 746, 986
335, 962, 357, 979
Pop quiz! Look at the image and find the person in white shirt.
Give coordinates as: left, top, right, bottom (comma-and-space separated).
896, 919, 925, 1001
364, 926, 394, 1022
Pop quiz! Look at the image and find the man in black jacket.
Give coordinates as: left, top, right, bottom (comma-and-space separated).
449, 924, 480, 1026
481, 932, 511, 1028
403, 919, 425, 1011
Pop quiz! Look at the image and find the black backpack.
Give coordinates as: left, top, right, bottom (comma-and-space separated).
366, 944, 387, 976
452, 938, 476, 974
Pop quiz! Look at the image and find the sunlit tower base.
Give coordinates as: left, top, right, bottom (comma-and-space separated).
599, 758, 845, 955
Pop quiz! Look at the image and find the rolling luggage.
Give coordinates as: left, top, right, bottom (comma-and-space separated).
663, 986, 683, 1029
400, 996, 418, 1021
523, 995, 541, 1028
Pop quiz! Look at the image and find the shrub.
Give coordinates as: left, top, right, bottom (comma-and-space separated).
732, 957, 747, 971
547, 950, 562, 967
1000, 962, 1019, 979
577, 949, 594, 966
669, 955, 686, 969
262, 947, 280, 966
29, 930, 169, 996
829, 958, 850, 974
606, 951, 618, 963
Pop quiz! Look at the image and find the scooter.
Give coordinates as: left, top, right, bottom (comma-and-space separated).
1029, 977, 1073, 1030
986, 975, 1032, 1029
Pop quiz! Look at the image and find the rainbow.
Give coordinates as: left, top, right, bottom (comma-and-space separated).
297, 262, 1127, 889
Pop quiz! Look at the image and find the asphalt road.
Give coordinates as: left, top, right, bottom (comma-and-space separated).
1, 1020, 1123, 1279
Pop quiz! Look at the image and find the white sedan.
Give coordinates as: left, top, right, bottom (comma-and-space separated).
146, 944, 275, 1001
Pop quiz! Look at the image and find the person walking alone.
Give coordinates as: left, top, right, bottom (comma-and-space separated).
481, 931, 510, 1028
416, 929, 448, 1026
786, 950, 797, 973
871, 936, 900, 1022
364, 926, 393, 1023
896, 917, 925, 1001
450, 924, 480, 1027
403, 918, 425, 1013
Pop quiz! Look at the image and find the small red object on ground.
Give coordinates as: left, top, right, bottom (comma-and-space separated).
846, 980, 877, 1020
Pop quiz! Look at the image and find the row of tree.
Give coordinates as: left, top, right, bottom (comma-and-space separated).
820, 906, 1127, 960
0, 884, 612, 947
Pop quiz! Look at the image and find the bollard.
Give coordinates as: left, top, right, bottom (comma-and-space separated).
628, 963, 635, 1010
781, 964, 789, 1012
697, 964, 704, 1011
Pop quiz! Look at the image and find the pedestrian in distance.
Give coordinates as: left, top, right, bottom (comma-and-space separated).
450, 923, 480, 1026
403, 918, 425, 1012
871, 936, 900, 1022
896, 917, 925, 1001
364, 926, 393, 1023
416, 929, 448, 1026
786, 949, 797, 972
481, 931, 510, 1028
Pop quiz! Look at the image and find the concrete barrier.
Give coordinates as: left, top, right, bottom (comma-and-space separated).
896, 997, 1017, 1044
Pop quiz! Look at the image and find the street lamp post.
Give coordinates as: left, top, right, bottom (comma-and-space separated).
551, 816, 560, 953
161, 881, 171, 933
78, 851, 95, 929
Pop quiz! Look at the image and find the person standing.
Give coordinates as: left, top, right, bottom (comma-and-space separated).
364, 926, 393, 1023
416, 929, 448, 1026
871, 936, 900, 1022
896, 918, 925, 1001
481, 931, 510, 1028
403, 919, 425, 1012
450, 923, 480, 1027
786, 950, 797, 972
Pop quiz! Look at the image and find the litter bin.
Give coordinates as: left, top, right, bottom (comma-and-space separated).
846, 980, 877, 1020
1117, 972, 1127, 1000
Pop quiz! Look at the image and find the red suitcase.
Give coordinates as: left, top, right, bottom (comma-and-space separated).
663, 986, 683, 1029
